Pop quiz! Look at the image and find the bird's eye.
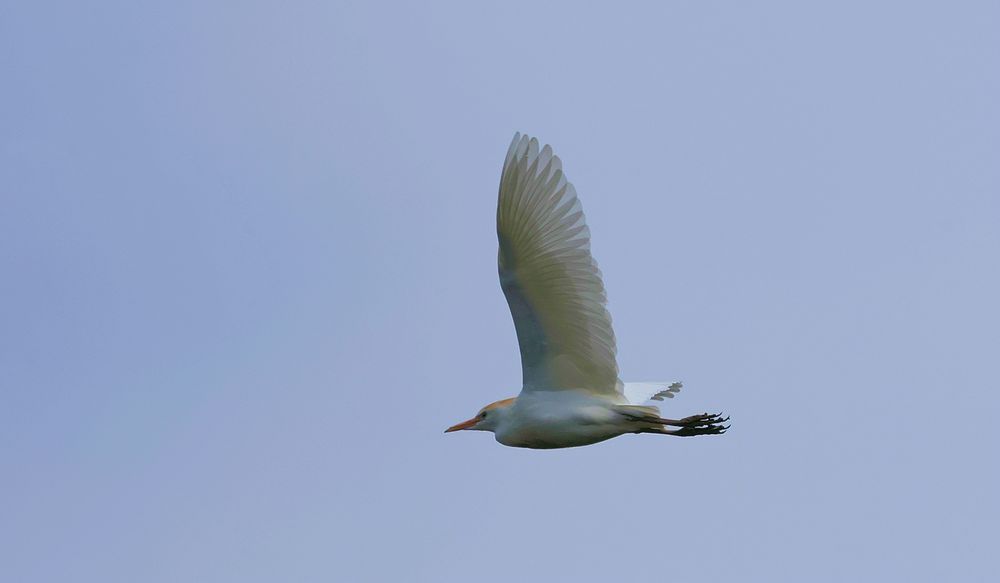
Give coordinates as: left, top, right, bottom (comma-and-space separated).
480, 412, 488, 419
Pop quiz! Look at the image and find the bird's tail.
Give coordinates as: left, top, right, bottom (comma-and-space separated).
621, 381, 682, 404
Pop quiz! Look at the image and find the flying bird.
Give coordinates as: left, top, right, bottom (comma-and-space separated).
446, 133, 728, 449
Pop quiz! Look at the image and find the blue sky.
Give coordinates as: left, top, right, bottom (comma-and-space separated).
2, 2, 998, 581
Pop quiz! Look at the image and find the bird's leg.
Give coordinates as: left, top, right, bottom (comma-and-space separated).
662, 423, 728, 437
658, 412, 729, 428
618, 408, 730, 437
653, 412, 729, 437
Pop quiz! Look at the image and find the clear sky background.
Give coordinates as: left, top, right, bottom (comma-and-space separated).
3, 2, 998, 581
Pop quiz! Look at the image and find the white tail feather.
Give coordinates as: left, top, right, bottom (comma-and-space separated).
622, 381, 682, 404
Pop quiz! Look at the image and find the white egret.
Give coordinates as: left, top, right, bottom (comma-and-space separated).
446, 133, 728, 448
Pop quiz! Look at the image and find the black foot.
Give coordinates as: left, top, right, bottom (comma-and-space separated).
671, 412, 729, 436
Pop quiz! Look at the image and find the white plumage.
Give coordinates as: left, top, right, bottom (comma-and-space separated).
497, 133, 617, 393
446, 133, 727, 448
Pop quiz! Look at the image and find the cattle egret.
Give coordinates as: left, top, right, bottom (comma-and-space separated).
446, 133, 728, 449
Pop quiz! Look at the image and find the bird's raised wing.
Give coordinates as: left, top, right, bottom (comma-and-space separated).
497, 133, 620, 395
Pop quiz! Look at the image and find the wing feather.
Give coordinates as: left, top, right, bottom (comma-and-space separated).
497, 133, 619, 394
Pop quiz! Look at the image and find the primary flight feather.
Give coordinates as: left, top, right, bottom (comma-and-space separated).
446, 133, 728, 448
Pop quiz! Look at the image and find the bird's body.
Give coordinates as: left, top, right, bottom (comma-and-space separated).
493, 390, 629, 449
446, 133, 728, 448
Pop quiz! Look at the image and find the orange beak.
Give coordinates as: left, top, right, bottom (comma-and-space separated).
444, 416, 480, 433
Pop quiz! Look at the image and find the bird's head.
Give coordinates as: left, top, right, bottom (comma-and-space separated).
445, 397, 516, 434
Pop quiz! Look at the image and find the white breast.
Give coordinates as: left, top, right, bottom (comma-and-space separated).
494, 390, 630, 449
